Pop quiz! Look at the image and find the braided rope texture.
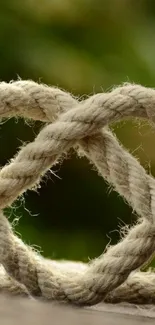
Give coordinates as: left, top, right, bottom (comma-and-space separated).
0, 80, 155, 305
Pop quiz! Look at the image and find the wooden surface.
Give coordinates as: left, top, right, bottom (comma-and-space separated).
0, 296, 155, 324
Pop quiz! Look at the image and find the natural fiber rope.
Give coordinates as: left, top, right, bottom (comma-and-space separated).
0, 80, 154, 305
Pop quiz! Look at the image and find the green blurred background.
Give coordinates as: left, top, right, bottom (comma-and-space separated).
1, 0, 155, 263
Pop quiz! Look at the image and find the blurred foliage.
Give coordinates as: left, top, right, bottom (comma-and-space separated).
0, 0, 155, 264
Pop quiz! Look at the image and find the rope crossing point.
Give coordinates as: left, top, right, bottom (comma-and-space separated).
0, 80, 155, 305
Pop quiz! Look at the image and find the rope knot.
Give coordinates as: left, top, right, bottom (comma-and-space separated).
0, 80, 154, 305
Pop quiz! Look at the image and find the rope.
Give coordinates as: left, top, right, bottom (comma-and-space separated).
0, 80, 154, 305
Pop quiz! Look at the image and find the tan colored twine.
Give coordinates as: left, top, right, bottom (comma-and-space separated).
0, 80, 155, 305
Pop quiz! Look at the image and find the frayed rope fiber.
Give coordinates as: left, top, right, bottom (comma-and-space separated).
0, 80, 155, 305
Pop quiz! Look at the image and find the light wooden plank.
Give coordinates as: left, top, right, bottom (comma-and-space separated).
0, 296, 155, 325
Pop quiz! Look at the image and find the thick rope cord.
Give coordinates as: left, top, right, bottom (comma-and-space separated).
1, 257, 155, 305
0, 81, 154, 210
0, 81, 154, 305
105, 271, 155, 304
78, 129, 153, 221
0, 212, 155, 305
1, 256, 155, 306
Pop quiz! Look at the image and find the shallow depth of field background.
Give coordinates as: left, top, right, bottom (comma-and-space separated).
1, 0, 155, 263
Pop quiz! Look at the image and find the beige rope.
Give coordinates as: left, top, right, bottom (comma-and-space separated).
1, 254, 155, 305
0, 80, 154, 305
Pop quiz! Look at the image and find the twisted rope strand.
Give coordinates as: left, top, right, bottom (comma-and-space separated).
0, 264, 29, 297
105, 271, 155, 304
0, 80, 76, 121
1, 246, 155, 306
0, 81, 154, 305
0, 213, 155, 305
1, 255, 155, 306
0, 81, 153, 214
78, 129, 153, 221
1, 81, 155, 122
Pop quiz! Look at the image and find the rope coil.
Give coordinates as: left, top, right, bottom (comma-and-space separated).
0, 80, 154, 305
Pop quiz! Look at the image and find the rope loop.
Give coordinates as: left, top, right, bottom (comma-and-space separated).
0, 80, 154, 305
